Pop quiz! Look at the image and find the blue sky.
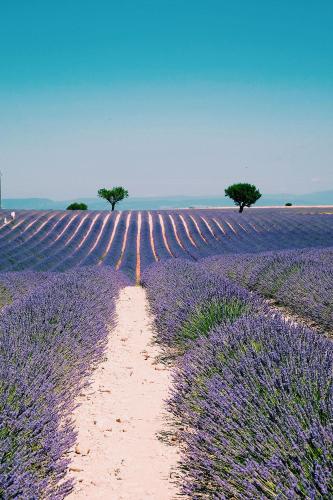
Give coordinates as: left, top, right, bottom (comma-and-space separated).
1, 0, 332, 199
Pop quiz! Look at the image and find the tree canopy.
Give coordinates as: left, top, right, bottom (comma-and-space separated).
98, 186, 129, 211
66, 202, 88, 210
225, 183, 261, 213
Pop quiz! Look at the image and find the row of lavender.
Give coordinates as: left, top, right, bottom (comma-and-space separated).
142, 260, 333, 498
202, 246, 333, 332
0, 271, 54, 308
0, 209, 333, 280
0, 267, 127, 498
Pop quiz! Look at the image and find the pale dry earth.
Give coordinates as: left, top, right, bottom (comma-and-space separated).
67, 286, 179, 499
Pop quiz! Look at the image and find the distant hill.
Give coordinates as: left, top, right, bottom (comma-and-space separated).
2, 191, 333, 210
261, 191, 333, 206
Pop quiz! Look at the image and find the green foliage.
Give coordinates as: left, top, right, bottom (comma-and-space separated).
225, 183, 262, 212
98, 186, 129, 211
66, 202, 88, 210
285, 202, 293, 206
175, 298, 247, 349
0, 285, 12, 309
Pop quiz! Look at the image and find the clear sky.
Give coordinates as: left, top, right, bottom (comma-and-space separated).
1, 0, 332, 199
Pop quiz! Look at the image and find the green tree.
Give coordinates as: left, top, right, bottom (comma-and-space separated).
225, 183, 261, 213
98, 186, 129, 211
66, 202, 88, 210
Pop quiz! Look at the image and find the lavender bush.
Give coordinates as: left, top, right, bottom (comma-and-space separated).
141, 259, 266, 346
171, 316, 333, 498
202, 247, 333, 331
0, 266, 127, 498
143, 259, 333, 498
0, 271, 55, 308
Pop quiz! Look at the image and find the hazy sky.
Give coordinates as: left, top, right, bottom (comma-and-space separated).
1, 0, 332, 199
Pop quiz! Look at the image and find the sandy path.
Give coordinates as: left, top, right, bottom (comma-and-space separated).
67, 286, 179, 499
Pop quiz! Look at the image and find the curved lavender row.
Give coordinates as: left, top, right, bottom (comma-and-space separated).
142, 260, 333, 498
9, 213, 73, 271
1, 209, 333, 281
171, 317, 333, 498
141, 259, 267, 345
201, 246, 333, 331
0, 267, 128, 498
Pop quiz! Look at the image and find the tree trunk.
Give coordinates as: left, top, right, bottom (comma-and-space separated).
111, 202, 116, 211
239, 204, 244, 213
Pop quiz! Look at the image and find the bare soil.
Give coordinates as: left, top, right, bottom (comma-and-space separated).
67, 286, 180, 499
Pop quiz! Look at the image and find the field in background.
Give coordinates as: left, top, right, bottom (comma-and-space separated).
1, 207, 333, 282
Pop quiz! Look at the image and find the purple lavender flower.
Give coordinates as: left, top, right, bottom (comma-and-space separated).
143, 259, 333, 498
202, 247, 333, 331
0, 266, 127, 497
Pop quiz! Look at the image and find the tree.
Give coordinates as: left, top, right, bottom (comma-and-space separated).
225, 183, 261, 213
66, 202, 88, 210
98, 186, 129, 211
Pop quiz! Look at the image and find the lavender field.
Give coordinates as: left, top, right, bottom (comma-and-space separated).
0, 207, 333, 281
1, 207, 333, 497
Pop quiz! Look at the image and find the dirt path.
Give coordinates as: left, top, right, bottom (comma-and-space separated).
67, 286, 179, 499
